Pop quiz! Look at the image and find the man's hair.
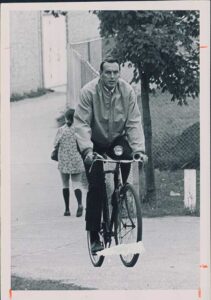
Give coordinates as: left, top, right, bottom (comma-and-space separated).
100, 57, 120, 72
65, 108, 75, 122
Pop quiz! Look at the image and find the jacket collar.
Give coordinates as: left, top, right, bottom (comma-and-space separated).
98, 78, 119, 95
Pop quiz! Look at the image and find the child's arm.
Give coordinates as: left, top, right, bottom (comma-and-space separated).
53, 127, 62, 148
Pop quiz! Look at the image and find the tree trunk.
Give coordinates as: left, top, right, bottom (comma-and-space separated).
139, 70, 156, 203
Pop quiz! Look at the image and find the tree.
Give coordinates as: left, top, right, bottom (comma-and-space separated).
44, 10, 67, 17
93, 10, 199, 203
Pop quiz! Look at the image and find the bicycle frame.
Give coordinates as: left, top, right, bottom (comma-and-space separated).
104, 162, 122, 245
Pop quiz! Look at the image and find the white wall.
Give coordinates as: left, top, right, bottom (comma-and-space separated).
10, 11, 43, 95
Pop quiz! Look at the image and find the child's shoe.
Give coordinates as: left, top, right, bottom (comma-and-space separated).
64, 210, 71, 216
76, 205, 83, 217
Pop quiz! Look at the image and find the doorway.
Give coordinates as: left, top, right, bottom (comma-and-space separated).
42, 14, 67, 89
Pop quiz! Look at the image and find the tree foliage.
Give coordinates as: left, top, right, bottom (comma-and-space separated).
93, 10, 199, 104
44, 10, 67, 17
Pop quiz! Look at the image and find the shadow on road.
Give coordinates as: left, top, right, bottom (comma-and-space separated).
11, 275, 96, 290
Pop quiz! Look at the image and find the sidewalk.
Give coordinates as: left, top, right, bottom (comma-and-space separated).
10, 91, 200, 290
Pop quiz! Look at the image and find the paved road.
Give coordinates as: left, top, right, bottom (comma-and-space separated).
11, 91, 200, 290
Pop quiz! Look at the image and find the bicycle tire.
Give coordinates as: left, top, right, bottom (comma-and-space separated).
87, 231, 105, 267
115, 183, 142, 267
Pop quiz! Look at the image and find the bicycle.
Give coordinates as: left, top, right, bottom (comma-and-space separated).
87, 147, 144, 267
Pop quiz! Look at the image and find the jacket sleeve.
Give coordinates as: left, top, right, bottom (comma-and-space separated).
74, 88, 93, 155
125, 89, 145, 153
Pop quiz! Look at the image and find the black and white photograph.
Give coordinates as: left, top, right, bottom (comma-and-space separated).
1, 1, 210, 300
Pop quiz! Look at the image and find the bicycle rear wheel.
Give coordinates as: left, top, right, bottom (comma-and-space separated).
87, 231, 105, 267
116, 183, 142, 267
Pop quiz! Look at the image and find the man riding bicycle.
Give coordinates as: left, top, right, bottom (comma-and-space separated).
74, 57, 146, 253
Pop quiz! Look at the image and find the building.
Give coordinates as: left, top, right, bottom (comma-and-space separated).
10, 11, 43, 95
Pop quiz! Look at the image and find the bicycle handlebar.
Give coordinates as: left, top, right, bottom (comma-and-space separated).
93, 152, 144, 163
89, 152, 144, 173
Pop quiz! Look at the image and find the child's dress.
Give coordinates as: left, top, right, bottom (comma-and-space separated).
54, 124, 84, 174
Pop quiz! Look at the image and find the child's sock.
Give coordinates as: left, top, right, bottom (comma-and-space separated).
75, 189, 83, 217
62, 188, 70, 212
74, 189, 82, 205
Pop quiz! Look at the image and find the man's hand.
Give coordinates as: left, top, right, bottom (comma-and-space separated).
84, 150, 94, 166
133, 152, 148, 164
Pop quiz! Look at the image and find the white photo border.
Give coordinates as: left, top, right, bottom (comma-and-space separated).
1, 1, 210, 300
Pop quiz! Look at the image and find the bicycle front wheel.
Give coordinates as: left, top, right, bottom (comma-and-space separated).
116, 183, 142, 267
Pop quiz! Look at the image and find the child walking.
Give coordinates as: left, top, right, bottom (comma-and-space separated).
53, 108, 84, 217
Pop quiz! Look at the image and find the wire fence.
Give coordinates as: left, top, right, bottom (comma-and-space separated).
66, 44, 99, 109
140, 93, 200, 170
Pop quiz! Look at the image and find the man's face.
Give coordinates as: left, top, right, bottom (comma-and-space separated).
100, 62, 120, 90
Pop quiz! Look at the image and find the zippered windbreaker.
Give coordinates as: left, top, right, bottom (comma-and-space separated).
74, 77, 145, 155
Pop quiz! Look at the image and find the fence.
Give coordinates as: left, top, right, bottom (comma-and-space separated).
66, 44, 99, 109
148, 93, 199, 170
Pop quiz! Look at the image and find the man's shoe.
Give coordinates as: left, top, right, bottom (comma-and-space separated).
76, 205, 83, 217
91, 240, 104, 254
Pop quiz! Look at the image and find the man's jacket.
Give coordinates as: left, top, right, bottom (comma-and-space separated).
74, 77, 145, 155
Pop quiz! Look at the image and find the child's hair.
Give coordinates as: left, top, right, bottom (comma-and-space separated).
65, 108, 75, 123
